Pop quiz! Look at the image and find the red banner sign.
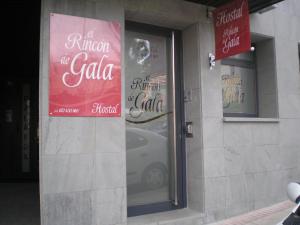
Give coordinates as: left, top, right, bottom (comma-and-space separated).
213, 0, 251, 60
49, 13, 121, 117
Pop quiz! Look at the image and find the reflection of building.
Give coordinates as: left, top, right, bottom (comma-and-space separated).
4, 0, 299, 225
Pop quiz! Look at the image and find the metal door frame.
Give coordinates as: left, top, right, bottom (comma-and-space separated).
125, 21, 186, 217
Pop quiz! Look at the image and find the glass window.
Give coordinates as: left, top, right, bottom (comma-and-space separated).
221, 51, 257, 117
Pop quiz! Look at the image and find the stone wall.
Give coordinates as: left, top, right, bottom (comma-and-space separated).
39, 0, 300, 224
39, 1, 126, 225
198, 0, 300, 222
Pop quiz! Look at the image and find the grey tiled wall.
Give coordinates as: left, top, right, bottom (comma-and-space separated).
194, 0, 300, 223
39, 0, 300, 225
39, 1, 126, 225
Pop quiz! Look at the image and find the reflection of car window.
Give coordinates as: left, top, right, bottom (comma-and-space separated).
126, 130, 148, 149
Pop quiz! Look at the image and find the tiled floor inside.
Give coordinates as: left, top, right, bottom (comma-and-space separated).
0, 183, 40, 225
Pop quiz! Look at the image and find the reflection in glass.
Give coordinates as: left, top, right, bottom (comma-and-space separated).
128, 38, 150, 65
221, 65, 257, 115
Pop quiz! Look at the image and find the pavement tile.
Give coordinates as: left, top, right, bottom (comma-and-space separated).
206, 201, 295, 225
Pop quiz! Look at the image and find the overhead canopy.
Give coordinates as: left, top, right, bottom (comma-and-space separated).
185, 0, 285, 13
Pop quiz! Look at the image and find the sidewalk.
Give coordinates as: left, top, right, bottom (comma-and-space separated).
208, 201, 295, 225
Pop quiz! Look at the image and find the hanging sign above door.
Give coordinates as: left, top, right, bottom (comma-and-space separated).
213, 0, 251, 60
49, 13, 121, 117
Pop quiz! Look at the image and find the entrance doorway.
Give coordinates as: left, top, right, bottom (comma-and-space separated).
125, 22, 186, 216
0, 77, 39, 181
0, 1, 41, 224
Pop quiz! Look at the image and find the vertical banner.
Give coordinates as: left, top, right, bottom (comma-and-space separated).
213, 0, 251, 60
49, 13, 121, 117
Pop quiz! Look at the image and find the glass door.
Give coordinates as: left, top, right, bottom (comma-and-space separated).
125, 22, 185, 216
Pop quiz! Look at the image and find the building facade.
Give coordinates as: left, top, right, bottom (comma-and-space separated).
39, 0, 300, 225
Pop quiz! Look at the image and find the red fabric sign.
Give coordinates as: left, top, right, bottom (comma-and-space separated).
213, 0, 251, 60
49, 13, 121, 117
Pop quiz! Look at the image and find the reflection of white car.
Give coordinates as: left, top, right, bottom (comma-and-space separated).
126, 127, 168, 190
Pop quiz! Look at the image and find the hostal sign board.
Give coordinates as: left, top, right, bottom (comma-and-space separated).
213, 0, 251, 60
49, 13, 121, 117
